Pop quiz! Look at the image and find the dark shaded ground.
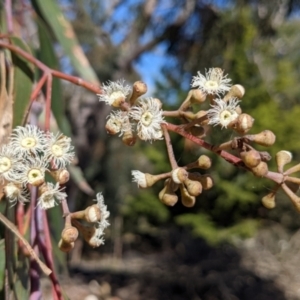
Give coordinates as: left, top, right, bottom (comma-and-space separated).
65, 229, 287, 300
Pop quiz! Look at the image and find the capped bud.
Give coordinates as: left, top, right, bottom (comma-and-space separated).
190, 89, 206, 103
129, 81, 147, 105
159, 179, 179, 206
180, 184, 196, 207
50, 169, 70, 185
251, 161, 268, 177
197, 155, 212, 169
84, 204, 101, 223
281, 183, 300, 212
247, 130, 276, 147
58, 239, 74, 252
234, 113, 254, 134
61, 225, 79, 243
188, 173, 214, 190
240, 150, 261, 168
183, 178, 202, 197
224, 84, 245, 102
276, 150, 292, 173
161, 192, 178, 206
122, 129, 136, 146
172, 168, 188, 184
195, 110, 209, 125
262, 193, 276, 209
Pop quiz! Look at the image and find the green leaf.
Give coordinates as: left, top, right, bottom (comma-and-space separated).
36, 16, 72, 135
10, 37, 34, 127
31, 0, 99, 85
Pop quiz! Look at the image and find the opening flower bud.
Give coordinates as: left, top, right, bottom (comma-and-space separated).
240, 150, 261, 168
234, 113, 254, 134
224, 84, 245, 102
171, 168, 188, 184
276, 150, 292, 173
84, 204, 101, 223
251, 161, 268, 177
122, 130, 136, 146
261, 193, 276, 209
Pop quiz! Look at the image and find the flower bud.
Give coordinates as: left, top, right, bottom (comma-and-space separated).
122, 130, 136, 146
188, 173, 214, 190
234, 113, 254, 134
28, 169, 45, 186
183, 178, 202, 197
276, 150, 292, 173
58, 239, 74, 252
247, 130, 276, 147
159, 179, 179, 206
190, 89, 206, 103
180, 185, 196, 207
251, 161, 268, 177
171, 168, 188, 184
261, 193, 276, 209
50, 169, 70, 185
129, 81, 147, 105
240, 150, 261, 168
61, 225, 79, 243
84, 204, 101, 223
197, 155, 212, 169
195, 110, 209, 125
224, 84, 245, 102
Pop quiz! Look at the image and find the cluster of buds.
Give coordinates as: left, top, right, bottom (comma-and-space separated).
58, 193, 110, 251
99, 80, 165, 143
0, 124, 74, 209
132, 155, 213, 207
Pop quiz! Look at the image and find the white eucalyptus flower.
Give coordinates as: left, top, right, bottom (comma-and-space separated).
130, 97, 165, 141
20, 157, 48, 186
3, 182, 29, 205
191, 68, 231, 95
86, 193, 110, 247
131, 170, 147, 188
94, 192, 110, 230
105, 110, 131, 136
45, 132, 74, 168
10, 125, 46, 157
37, 182, 67, 210
207, 98, 240, 129
0, 144, 22, 182
98, 80, 131, 107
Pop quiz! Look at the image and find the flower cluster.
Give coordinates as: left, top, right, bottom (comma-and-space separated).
99, 80, 165, 142
0, 124, 74, 209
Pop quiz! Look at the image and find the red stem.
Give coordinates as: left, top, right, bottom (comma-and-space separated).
4, 0, 13, 34
0, 41, 102, 94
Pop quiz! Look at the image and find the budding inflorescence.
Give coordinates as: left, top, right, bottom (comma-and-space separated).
69, 192, 110, 249
0, 124, 74, 209
99, 68, 300, 216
